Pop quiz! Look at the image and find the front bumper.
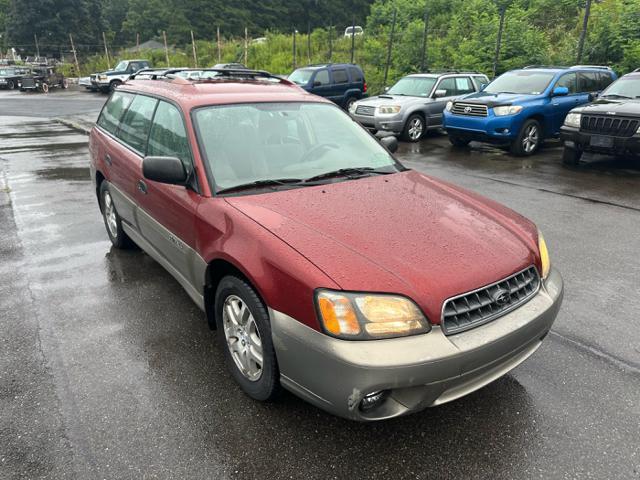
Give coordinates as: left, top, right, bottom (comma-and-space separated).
444, 111, 522, 143
560, 126, 640, 156
271, 268, 563, 421
350, 112, 405, 134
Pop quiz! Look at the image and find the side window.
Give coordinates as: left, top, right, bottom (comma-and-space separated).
147, 101, 192, 170
332, 69, 348, 84
578, 72, 599, 92
556, 73, 578, 94
455, 76, 474, 95
314, 69, 330, 86
473, 75, 489, 87
97, 91, 134, 135
349, 67, 363, 83
598, 72, 614, 90
116, 94, 158, 153
437, 78, 456, 96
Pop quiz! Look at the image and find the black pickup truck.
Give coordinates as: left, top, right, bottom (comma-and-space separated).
560, 70, 640, 164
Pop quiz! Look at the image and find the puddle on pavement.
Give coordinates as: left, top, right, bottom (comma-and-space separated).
35, 167, 90, 181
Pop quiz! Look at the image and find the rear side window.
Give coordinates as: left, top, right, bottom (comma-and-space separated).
98, 91, 134, 135
437, 78, 457, 96
598, 72, 614, 90
332, 69, 348, 84
556, 72, 578, 94
454, 77, 475, 94
579, 72, 600, 92
314, 69, 330, 86
117, 94, 158, 153
147, 101, 192, 169
349, 67, 363, 83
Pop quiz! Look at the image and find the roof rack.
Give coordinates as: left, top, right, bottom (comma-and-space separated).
522, 65, 569, 69
129, 67, 294, 85
571, 65, 613, 71
419, 69, 482, 75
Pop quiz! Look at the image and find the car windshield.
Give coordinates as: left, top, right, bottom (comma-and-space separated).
114, 61, 127, 71
0, 69, 15, 75
288, 69, 315, 85
601, 77, 640, 99
484, 71, 556, 95
194, 102, 401, 193
387, 77, 437, 97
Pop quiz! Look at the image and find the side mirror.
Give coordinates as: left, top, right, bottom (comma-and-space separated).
552, 86, 569, 96
313, 80, 322, 87
480, 83, 488, 91
142, 156, 187, 185
433, 89, 447, 98
383, 86, 390, 93
380, 136, 398, 153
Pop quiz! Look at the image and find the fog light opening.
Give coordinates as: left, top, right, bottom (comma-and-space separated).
359, 390, 390, 412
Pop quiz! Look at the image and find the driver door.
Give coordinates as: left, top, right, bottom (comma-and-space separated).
549, 72, 581, 134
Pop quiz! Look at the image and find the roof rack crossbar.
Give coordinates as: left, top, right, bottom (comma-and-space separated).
129, 67, 293, 85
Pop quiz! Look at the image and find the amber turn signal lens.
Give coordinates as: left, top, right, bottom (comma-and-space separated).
317, 292, 360, 336
538, 231, 551, 279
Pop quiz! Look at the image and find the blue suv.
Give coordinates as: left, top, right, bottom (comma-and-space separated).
442, 66, 617, 156
288, 63, 367, 110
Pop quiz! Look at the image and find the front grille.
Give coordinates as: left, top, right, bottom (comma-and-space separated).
442, 266, 540, 335
20, 78, 35, 88
355, 105, 376, 116
451, 102, 488, 117
580, 115, 639, 138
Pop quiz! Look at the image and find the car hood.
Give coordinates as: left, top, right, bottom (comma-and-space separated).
357, 95, 427, 107
226, 170, 539, 323
457, 91, 538, 107
573, 98, 640, 116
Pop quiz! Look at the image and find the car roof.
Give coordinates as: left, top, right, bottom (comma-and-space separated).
120, 76, 328, 109
299, 63, 361, 69
517, 65, 613, 74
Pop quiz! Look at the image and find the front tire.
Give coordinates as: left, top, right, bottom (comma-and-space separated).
402, 114, 425, 142
41, 83, 49, 94
7, 80, 15, 90
109, 80, 122, 92
215, 276, 280, 402
562, 146, 583, 166
99, 181, 133, 249
511, 119, 542, 156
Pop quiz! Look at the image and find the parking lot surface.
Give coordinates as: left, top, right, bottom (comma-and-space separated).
1, 90, 639, 479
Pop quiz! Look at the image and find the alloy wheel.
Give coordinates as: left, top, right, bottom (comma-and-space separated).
103, 190, 118, 239
522, 124, 539, 153
408, 117, 424, 141
222, 295, 263, 382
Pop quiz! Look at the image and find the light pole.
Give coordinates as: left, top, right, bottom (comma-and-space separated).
576, 0, 593, 63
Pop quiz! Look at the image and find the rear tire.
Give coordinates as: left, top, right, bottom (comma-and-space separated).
41, 83, 49, 94
562, 146, 583, 166
448, 134, 470, 148
215, 276, 280, 402
99, 181, 134, 249
402, 114, 425, 142
7, 80, 15, 90
511, 119, 542, 156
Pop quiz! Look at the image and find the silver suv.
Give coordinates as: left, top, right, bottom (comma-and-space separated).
349, 71, 489, 142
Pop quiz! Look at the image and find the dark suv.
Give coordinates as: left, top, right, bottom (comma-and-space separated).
288, 63, 367, 110
560, 70, 640, 164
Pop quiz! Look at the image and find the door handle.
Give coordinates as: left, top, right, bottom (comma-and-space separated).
104, 153, 112, 166
137, 180, 148, 194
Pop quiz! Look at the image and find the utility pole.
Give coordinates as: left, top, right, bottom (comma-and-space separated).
244, 27, 248, 66
383, 9, 397, 87
102, 31, 111, 69
69, 34, 80, 78
34, 34, 40, 59
162, 31, 169, 67
293, 29, 297, 69
420, 5, 428, 72
307, 22, 311, 64
577, 0, 592, 63
191, 30, 198, 67
328, 24, 333, 62
492, 5, 506, 77
217, 26, 221, 63
136, 33, 140, 53
350, 15, 356, 63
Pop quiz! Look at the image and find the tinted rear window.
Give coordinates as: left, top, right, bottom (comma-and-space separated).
349, 67, 363, 83
98, 92, 134, 135
598, 72, 614, 90
579, 72, 600, 92
332, 69, 348, 84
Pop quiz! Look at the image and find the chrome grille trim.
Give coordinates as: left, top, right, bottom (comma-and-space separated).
441, 266, 540, 335
451, 102, 488, 117
580, 115, 639, 138
355, 105, 376, 116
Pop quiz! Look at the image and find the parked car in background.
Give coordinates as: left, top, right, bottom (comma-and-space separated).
560, 70, 640, 165
443, 65, 616, 156
344, 26, 364, 36
349, 71, 489, 142
89, 67, 562, 421
288, 63, 367, 110
19, 66, 67, 93
91, 59, 150, 92
0, 66, 29, 90
212, 63, 248, 70
79, 76, 96, 90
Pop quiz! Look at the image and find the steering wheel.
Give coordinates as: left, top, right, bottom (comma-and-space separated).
299, 143, 339, 163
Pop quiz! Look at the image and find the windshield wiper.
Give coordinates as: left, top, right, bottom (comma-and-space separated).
216, 178, 304, 194
304, 167, 394, 183
600, 94, 631, 99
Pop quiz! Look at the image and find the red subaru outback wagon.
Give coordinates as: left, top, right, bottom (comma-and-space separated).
89, 68, 563, 421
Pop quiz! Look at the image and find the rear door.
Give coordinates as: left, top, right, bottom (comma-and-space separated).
135, 100, 202, 286
328, 67, 349, 103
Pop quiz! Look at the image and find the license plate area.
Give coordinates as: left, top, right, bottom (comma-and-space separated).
590, 135, 613, 148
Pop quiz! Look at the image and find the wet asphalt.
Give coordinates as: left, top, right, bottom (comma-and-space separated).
0, 88, 639, 479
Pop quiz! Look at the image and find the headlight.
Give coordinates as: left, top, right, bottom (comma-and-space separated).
378, 105, 401, 115
564, 112, 581, 128
316, 290, 430, 340
493, 105, 523, 116
445, 101, 453, 112
348, 101, 358, 114
538, 231, 551, 280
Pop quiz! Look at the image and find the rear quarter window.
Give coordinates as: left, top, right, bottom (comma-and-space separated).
348, 67, 363, 83
97, 91, 134, 135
